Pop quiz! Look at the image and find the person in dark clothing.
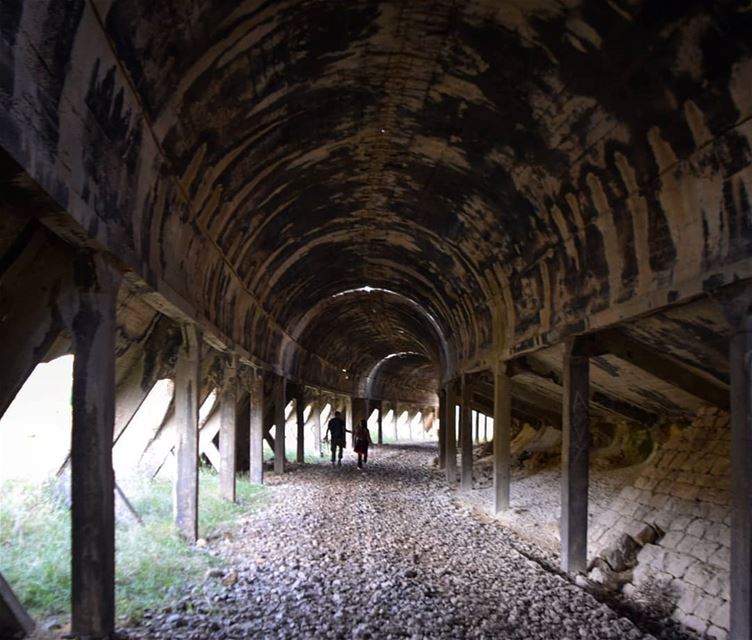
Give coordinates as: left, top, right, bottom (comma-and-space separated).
325, 410, 348, 466
354, 419, 373, 469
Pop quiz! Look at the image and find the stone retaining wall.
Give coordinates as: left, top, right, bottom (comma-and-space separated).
588, 407, 730, 639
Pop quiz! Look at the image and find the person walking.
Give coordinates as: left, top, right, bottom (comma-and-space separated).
325, 410, 348, 466
354, 418, 373, 469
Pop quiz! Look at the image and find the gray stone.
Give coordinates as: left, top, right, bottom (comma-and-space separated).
686, 518, 707, 539
707, 545, 731, 570
704, 523, 730, 547
661, 550, 694, 578
693, 594, 725, 624
709, 600, 730, 630
706, 624, 729, 639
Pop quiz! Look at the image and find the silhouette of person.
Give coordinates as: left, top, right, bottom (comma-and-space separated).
354, 418, 373, 469
325, 410, 348, 466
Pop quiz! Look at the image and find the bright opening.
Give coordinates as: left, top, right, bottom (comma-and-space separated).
0, 355, 73, 483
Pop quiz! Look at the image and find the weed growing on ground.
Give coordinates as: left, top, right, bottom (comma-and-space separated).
0, 479, 71, 615
0, 469, 266, 621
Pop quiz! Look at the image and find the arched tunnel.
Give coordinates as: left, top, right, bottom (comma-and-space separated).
0, 1, 751, 638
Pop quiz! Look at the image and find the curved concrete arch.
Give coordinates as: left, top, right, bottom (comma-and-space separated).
359, 351, 424, 399
281, 287, 454, 384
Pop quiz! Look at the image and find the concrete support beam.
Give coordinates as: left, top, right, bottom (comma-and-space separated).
274, 376, 287, 475
344, 396, 353, 445
494, 363, 512, 513
726, 291, 752, 639
0, 572, 34, 637
311, 396, 322, 457
438, 390, 447, 469
352, 396, 368, 432
296, 392, 305, 464
70, 253, 121, 637
445, 384, 457, 484
592, 328, 729, 410
249, 375, 264, 485
560, 337, 590, 574
0, 232, 71, 420
377, 401, 383, 445
219, 354, 238, 502
474, 409, 480, 444
112, 316, 175, 448
113, 363, 158, 447
460, 375, 473, 491
174, 324, 202, 542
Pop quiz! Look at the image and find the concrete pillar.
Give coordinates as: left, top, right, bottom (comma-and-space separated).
445, 383, 457, 485
377, 401, 383, 445
483, 414, 488, 442
460, 375, 473, 491
249, 374, 264, 485
352, 396, 368, 432
393, 403, 400, 441
296, 391, 305, 464
426, 408, 432, 437
70, 253, 121, 637
474, 409, 480, 444
493, 362, 512, 513
274, 376, 287, 474
219, 354, 238, 502
344, 396, 353, 446
727, 292, 752, 639
438, 390, 447, 469
174, 324, 202, 542
312, 396, 322, 457
560, 337, 590, 574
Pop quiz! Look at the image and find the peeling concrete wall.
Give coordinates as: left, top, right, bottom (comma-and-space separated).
1, 1, 751, 397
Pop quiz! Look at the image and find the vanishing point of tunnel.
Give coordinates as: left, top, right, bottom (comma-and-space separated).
0, 1, 751, 639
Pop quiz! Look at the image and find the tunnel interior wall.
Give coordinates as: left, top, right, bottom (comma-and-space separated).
589, 407, 730, 637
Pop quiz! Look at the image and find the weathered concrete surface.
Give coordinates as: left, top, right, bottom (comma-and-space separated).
1, 2, 750, 400
219, 354, 239, 502
69, 252, 121, 636
561, 338, 590, 574
249, 375, 265, 485
174, 324, 202, 541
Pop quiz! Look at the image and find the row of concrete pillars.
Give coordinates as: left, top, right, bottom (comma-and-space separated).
32, 254, 438, 638
437, 292, 752, 639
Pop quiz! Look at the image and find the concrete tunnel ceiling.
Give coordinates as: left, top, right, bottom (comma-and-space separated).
2, 1, 752, 401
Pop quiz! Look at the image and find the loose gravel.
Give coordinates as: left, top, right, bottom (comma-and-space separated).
118, 444, 693, 640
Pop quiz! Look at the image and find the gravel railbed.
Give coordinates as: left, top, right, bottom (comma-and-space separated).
119, 444, 691, 640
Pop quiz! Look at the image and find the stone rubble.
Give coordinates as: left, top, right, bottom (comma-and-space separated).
117, 444, 697, 640
589, 409, 731, 639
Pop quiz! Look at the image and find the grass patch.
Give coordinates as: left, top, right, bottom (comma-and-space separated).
0, 469, 267, 621
0, 479, 71, 616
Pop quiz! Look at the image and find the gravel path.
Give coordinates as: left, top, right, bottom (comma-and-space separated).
121, 444, 689, 640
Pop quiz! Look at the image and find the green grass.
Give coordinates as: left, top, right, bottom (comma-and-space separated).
0, 469, 267, 621
0, 479, 71, 615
